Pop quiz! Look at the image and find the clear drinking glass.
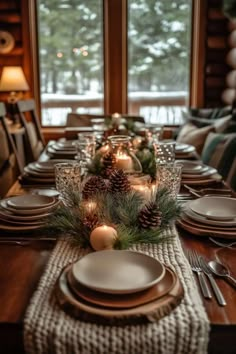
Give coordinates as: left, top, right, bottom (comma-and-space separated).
55, 162, 81, 203
154, 140, 176, 165
156, 163, 183, 198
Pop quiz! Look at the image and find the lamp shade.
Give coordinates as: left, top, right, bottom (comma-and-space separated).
0, 66, 29, 92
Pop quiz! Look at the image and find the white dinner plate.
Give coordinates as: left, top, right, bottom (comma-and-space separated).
47, 146, 76, 156
1, 198, 59, 215
189, 197, 236, 221
184, 201, 236, 226
175, 145, 196, 154
31, 189, 60, 197
6, 194, 55, 209
72, 250, 165, 294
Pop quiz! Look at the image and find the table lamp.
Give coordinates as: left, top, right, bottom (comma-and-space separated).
0, 66, 29, 102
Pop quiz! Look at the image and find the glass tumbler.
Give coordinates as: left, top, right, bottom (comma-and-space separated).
55, 162, 81, 203
154, 140, 176, 165
156, 163, 183, 198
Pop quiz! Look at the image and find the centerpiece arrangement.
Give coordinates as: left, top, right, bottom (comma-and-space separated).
44, 169, 181, 251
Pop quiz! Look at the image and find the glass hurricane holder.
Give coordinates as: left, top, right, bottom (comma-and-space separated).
156, 163, 183, 198
108, 135, 142, 174
55, 162, 82, 204
154, 140, 176, 166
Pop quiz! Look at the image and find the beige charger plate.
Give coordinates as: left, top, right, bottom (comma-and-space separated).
55, 264, 184, 325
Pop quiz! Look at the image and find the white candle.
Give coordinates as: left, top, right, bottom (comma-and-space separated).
132, 185, 151, 200
115, 153, 133, 171
90, 225, 118, 251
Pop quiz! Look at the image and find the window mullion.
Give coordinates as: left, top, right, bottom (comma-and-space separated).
104, 0, 127, 115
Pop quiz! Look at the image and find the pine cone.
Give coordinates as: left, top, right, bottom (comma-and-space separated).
102, 152, 116, 177
109, 169, 131, 193
82, 176, 107, 199
138, 202, 162, 230
83, 214, 99, 230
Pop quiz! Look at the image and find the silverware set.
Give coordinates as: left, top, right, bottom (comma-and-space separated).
185, 248, 236, 306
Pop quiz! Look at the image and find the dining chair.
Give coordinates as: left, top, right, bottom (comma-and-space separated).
0, 102, 23, 197
15, 99, 46, 162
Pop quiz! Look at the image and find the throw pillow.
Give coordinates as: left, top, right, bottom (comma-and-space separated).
201, 132, 236, 190
176, 123, 215, 154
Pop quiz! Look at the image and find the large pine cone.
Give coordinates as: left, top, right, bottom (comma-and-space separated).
138, 202, 162, 229
82, 176, 107, 199
109, 169, 131, 193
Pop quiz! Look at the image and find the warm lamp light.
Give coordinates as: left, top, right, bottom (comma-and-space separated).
0, 66, 29, 102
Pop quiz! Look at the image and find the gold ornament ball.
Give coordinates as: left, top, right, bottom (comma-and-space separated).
90, 225, 118, 251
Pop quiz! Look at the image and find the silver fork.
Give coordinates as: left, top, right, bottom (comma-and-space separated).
185, 249, 212, 299
199, 257, 226, 306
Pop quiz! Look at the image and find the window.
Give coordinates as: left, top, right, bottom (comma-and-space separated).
37, 0, 192, 126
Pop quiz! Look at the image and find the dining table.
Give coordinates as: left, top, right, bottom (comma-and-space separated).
0, 159, 236, 353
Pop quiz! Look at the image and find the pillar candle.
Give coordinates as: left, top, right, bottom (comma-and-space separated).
90, 225, 118, 251
115, 153, 133, 171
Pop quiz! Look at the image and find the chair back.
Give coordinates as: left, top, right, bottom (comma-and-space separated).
0, 102, 23, 197
16, 99, 46, 162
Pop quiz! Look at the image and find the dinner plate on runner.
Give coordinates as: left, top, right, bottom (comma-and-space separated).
183, 202, 236, 226
67, 264, 175, 309
55, 264, 184, 324
7, 194, 55, 209
20, 174, 55, 184
71, 250, 165, 294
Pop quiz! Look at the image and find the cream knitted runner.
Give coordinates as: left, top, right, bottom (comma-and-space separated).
24, 226, 209, 354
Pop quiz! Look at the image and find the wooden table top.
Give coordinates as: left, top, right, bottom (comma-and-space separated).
0, 182, 235, 354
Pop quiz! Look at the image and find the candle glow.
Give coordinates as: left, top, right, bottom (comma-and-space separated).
115, 152, 133, 171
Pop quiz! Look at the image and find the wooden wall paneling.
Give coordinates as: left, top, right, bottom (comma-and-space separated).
204, 0, 230, 107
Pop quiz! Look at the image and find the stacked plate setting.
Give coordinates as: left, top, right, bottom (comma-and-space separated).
178, 196, 236, 238
175, 143, 196, 159
47, 141, 77, 159
0, 194, 59, 232
177, 160, 221, 185
22, 160, 70, 184
56, 250, 182, 320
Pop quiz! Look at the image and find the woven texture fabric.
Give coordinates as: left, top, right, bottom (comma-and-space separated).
24, 226, 209, 354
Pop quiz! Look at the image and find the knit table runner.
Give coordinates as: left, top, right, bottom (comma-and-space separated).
24, 226, 209, 354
